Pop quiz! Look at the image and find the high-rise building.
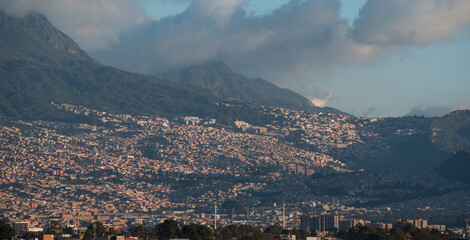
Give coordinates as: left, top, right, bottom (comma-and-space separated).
14, 222, 29, 237
300, 213, 314, 231
406, 219, 427, 229
313, 214, 343, 232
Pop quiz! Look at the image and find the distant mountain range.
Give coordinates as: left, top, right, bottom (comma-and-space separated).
159, 61, 343, 114
0, 10, 272, 124
0, 10, 342, 124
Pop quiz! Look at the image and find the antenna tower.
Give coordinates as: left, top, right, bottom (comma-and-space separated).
214, 203, 217, 230
282, 203, 286, 228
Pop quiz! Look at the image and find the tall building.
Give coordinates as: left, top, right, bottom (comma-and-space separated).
14, 222, 29, 237
313, 214, 344, 232
338, 219, 356, 230
300, 213, 314, 231
406, 219, 427, 229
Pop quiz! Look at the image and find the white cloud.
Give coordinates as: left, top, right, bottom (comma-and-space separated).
309, 90, 334, 107
352, 0, 470, 45
407, 100, 470, 117
452, 100, 470, 111
407, 105, 452, 117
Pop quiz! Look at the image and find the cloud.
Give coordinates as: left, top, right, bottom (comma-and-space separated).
407, 105, 452, 117
308, 90, 334, 107
89, 0, 382, 82
452, 100, 470, 111
187, 0, 245, 26
352, 0, 470, 45
362, 107, 377, 117
407, 100, 470, 117
1, 0, 469, 87
0, 0, 149, 50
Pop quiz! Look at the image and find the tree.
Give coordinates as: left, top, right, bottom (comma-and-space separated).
394, 221, 419, 236
46, 220, 63, 236
0, 220, 15, 239
131, 225, 154, 240
181, 224, 213, 240
83, 222, 107, 240
338, 224, 385, 240
215, 224, 239, 240
154, 219, 181, 240
238, 225, 266, 240
412, 229, 440, 240
290, 228, 307, 240
24, 231, 38, 239
388, 227, 405, 240
63, 226, 75, 235
442, 230, 457, 240
263, 224, 283, 235
108, 227, 128, 236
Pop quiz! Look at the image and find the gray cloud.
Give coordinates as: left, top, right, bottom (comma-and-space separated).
352, 0, 470, 45
0, 0, 149, 50
407, 105, 452, 117
406, 101, 470, 117
452, 100, 470, 111
90, 0, 379, 84
1, 0, 469, 88
362, 107, 378, 117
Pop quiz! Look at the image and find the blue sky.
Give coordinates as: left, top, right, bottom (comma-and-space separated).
137, 0, 469, 117
330, 37, 470, 116
2, 0, 468, 117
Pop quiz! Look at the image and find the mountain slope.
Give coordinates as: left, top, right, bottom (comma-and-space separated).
434, 150, 470, 184
0, 11, 270, 124
159, 61, 343, 114
431, 110, 470, 152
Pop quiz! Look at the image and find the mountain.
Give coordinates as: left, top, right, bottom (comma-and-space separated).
334, 110, 470, 170
159, 62, 344, 114
0, 10, 270, 124
431, 110, 470, 152
434, 150, 470, 184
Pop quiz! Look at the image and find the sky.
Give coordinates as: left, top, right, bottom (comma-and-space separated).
0, 0, 469, 117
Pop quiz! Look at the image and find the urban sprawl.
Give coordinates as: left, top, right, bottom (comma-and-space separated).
1, 103, 470, 239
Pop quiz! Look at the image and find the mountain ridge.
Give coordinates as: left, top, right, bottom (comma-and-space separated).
159, 61, 344, 114
434, 150, 470, 184
0, 10, 271, 125
431, 110, 470, 152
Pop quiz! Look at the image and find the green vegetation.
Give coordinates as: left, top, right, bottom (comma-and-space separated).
215, 224, 267, 240
154, 219, 182, 240
0, 10, 272, 126
159, 61, 344, 114
434, 150, 470, 184
352, 117, 452, 170
181, 224, 213, 240
83, 222, 127, 240
0, 218, 461, 240
431, 110, 470, 152
46, 220, 63, 236
0, 219, 15, 239
339, 221, 456, 240
131, 225, 153, 240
